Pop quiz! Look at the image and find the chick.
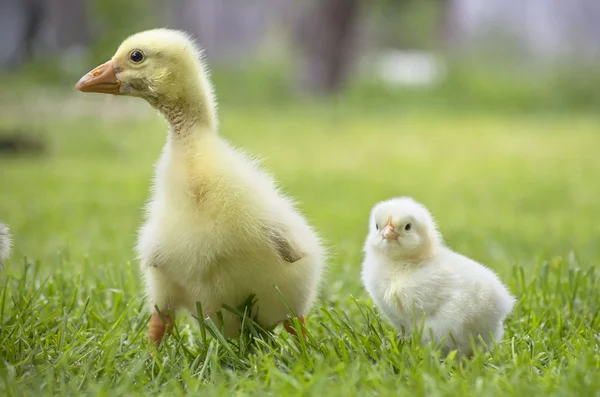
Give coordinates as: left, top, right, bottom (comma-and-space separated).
0, 222, 12, 268
361, 197, 515, 356
75, 29, 326, 345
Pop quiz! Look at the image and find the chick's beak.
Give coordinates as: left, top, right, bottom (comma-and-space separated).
75, 59, 121, 94
382, 226, 399, 240
382, 217, 399, 240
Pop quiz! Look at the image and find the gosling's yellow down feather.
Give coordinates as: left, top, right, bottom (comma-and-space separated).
76, 28, 327, 343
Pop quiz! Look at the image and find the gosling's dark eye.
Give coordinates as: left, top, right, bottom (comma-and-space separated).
130, 50, 144, 63
404, 223, 412, 231
375, 224, 379, 230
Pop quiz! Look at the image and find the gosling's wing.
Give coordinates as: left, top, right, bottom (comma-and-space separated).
265, 225, 306, 264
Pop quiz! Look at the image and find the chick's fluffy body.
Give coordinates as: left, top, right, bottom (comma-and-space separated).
362, 198, 515, 355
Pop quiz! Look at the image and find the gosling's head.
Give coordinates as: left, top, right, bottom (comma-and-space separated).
365, 197, 441, 261
75, 29, 212, 106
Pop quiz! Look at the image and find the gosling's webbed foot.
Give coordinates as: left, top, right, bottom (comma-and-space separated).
148, 310, 174, 347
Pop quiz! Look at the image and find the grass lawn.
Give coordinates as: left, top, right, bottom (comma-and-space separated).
0, 90, 599, 396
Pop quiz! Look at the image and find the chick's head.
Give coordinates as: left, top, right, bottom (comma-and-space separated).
366, 197, 441, 261
75, 29, 210, 105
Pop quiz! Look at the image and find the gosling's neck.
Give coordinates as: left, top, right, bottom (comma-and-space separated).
155, 100, 202, 136
150, 80, 217, 137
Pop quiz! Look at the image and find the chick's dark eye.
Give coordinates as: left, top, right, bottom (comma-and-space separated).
404, 223, 412, 231
375, 224, 379, 230
130, 50, 144, 63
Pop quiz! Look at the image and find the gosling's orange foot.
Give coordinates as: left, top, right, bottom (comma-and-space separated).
284, 316, 307, 339
148, 311, 174, 347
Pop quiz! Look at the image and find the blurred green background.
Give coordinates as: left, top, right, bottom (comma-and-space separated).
0, 0, 599, 290
2, 0, 600, 110
1, 0, 599, 275
1, 1, 599, 395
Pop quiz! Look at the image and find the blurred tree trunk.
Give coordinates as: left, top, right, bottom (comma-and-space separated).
0, 0, 43, 70
0, 0, 88, 70
294, 0, 361, 95
40, 0, 90, 52
436, 0, 459, 50
165, 0, 280, 63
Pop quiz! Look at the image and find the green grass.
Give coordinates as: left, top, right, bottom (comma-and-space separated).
0, 91, 599, 396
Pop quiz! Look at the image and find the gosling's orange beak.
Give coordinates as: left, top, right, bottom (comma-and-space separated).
382, 216, 399, 240
75, 60, 121, 94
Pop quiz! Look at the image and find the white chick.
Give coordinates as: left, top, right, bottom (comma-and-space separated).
0, 222, 11, 268
76, 29, 326, 346
361, 197, 515, 356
